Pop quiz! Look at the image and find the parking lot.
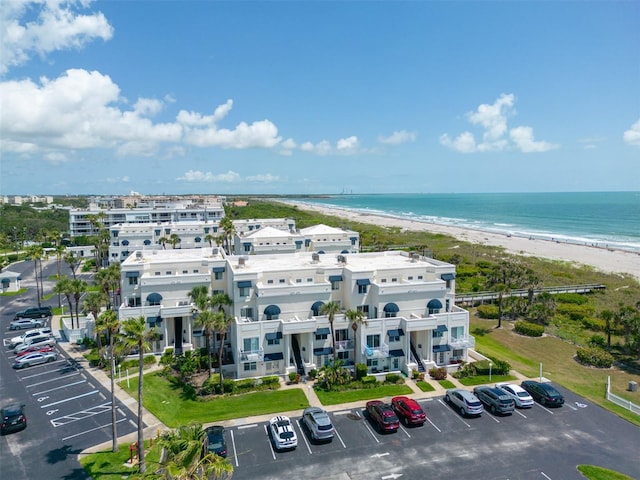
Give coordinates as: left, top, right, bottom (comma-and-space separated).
222, 386, 640, 480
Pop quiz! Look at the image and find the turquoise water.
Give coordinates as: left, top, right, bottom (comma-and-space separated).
293, 192, 640, 252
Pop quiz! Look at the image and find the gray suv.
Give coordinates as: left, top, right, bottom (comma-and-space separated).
473, 386, 515, 415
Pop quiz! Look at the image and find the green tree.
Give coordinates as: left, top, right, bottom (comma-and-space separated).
218, 217, 235, 255
318, 359, 351, 390
122, 316, 157, 474
169, 233, 181, 249
600, 309, 615, 350
83, 290, 109, 351
212, 311, 233, 393
53, 244, 66, 307
26, 245, 44, 307
54, 276, 74, 322
97, 309, 121, 453
95, 262, 121, 308
64, 250, 81, 279
70, 278, 88, 329
157, 236, 169, 250
320, 301, 342, 363
204, 233, 215, 247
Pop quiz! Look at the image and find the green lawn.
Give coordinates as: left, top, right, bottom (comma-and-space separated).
120, 372, 309, 427
577, 465, 635, 480
415, 381, 436, 392
439, 380, 456, 389
314, 383, 413, 405
79, 439, 161, 480
457, 374, 517, 387
0, 288, 26, 296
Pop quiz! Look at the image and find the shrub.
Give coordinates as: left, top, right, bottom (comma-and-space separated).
554, 293, 589, 305
160, 349, 174, 365
355, 363, 368, 381
288, 371, 300, 383
429, 367, 447, 380
556, 303, 593, 321
308, 369, 318, 380
588, 334, 606, 349
477, 305, 499, 319
120, 354, 156, 370
84, 349, 101, 367
235, 378, 257, 393
482, 356, 512, 375
576, 347, 614, 368
514, 321, 544, 337
581, 317, 605, 332
360, 375, 377, 385
453, 363, 474, 379
385, 373, 403, 384
261, 376, 281, 389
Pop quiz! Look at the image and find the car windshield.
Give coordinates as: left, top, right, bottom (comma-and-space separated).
383, 415, 399, 423
517, 392, 530, 398
208, 440, 224, 449
3, 406, 22, 417
411, 409, 424, 415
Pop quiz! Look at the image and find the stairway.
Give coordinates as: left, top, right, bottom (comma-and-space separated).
410, 342, 425, 373
291, 336, 306, 375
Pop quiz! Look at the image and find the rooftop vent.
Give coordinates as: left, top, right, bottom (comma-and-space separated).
238, 257, 246, 267
135, 251, 142, 259
410, 252, 420, 262
337, 254, 347, 264
311, 253, 320, 262
211, 247, 219, 255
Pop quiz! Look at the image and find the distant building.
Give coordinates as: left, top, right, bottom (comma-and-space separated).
0, 270, 22, 293
118, 248, 470, 380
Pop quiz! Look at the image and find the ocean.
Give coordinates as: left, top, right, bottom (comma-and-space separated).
292, 192, 640, 253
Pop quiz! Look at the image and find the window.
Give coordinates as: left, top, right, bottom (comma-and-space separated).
335, 329, 348, 341
128, 276, 138, 285
358, 284, 368, 294
418, 275, 423, 280
243, 337, 259, 352
166, 271, 172, 275
154, 272, 161, 276
279, 279, 285, 284
243, 362, 257, 371
267, 337, 281, 346
307, 278, 313, 283
182, 270, 188, 274
451, 326, 463, 340
239, 286, 250, 297
337, 351, 349, 360
240, 307, 253, 320
331, 280, 340, 291
214, 271, 223, 280
212, 289, 224, 295
295, 279, 302, 283
315, 333, 328, 341
388, 333, 400, 342
408, 276, 414, 280
392, 277, 398, 283
432, 330, 444, 338
366, 359, 378, 367
192, 269, 199, 273
357, 305, 369, 318
267, 279, 274, 284
366, 334, 380, 348
381, 278, 387, 283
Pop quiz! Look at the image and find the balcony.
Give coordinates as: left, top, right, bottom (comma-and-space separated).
362, 342, 389, 359
450, 335, 476, 349
240, 348, 264, 362
335, 339, 354, 351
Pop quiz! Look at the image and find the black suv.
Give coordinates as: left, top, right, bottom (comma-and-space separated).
521, 380, 565, 407
473, 386, 515, 415
14, 306, 52, 320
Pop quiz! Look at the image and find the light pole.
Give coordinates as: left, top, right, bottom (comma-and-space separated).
489, 362, 492, 382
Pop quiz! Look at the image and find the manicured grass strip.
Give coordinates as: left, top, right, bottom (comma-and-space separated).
79, 439, 160, 480
438, 380, 456, 389
416, 381, 436, 392
0, 288, 26, 296
315, 384, 413, 405
577, 465, 635, 480
457, 374, 516, 387
120, 372, 308, 427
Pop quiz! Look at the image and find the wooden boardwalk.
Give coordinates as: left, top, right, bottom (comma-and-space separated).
454, 283, 606, 304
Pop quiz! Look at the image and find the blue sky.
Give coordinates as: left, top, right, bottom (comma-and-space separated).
1, 0, 638, 195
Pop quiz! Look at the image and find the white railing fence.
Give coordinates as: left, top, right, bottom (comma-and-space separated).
606, 376, 640, 415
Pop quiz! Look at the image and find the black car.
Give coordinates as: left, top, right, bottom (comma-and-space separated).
521, 380, 565, 407
14, 306, 52, 320
203, 425, 227, 458
1, 404, 27, 435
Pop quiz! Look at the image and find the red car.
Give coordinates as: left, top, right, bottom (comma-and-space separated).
391, 396, 426, 426
365, 400, 399, 433
16, 345, 54, 358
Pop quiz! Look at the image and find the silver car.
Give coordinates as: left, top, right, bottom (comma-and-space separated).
301, 407, 335, 442
445, 388, 484, 417
14, 336, 56, 354
13, 351, 58, 369
9, 318, 46, 330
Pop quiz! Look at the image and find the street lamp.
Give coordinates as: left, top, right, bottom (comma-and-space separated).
489, 361, 492, 382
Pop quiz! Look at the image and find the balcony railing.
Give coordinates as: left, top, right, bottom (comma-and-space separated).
362, 342, 389, 358
240, 348, 264, 362
450, 335, 476, 349
335, 339, 354, 351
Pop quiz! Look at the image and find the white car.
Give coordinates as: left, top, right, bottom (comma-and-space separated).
14, 336, 56, 354
495, 383, 534, 408
10, 328, 53, 347
268, 415, 298, 451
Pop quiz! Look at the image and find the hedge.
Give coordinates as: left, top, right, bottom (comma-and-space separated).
514, 321, 544, 337
120, 354, 156, 370
576, 347, 614, 368
477, 305, 499, 319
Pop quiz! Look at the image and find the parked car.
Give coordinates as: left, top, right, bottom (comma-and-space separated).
9, 318, 47, 330
268, 415, 298, 451
12, 351, 58, 369
203, 425, 227, 458
16, 345, 54, 358
14, 306, 52, 320
391, 396, 426, 426
301, 407, 335, 441
445, 389, 484, 417
10, 328, 53, 347
495, 383, 534, 408
521, 380, 565, 407
473, 386, 515, 415
1, 404, 27, 434
365, 400, 400, 433
14, 335, 56, 354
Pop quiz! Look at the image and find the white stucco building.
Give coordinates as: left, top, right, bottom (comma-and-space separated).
118, 247, 471, 380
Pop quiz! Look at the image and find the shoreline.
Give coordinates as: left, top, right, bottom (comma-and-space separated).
283, 200, 640, 282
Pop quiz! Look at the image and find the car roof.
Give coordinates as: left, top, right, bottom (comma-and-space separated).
394, 396, 420, 406
2, 404, 24, 414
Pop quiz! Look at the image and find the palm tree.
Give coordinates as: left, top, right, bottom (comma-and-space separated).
70, 278, 88, 329
122, 316, 157, 474
196, 310, 218, 379
320, 301, 342, 363
53, 244, 66, 307
83, 291, 109, 350
97, 309, 121, 453
219, 217, 235, 255
600, 309, 615, 350
64, 250, 81, 279
26, 245, 43, 307
169, 233, 181, 249
345, 308, 366, 364
96, 262, 121, 308
204, 233, 215, 247
54, 276, 74, 323
212, 311, 233, 393
188, 285, 209, 311
157, 236, 169, 250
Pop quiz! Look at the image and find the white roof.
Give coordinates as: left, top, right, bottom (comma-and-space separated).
300, 224, 353, 235
243, 226, 295, 239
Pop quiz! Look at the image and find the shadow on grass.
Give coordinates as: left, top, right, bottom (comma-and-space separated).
471, 326, 491, 337
165, 372, 198, 401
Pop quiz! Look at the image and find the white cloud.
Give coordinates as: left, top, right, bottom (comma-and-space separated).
378, 130, 417, 145
1, 0, 114, 75
336, 135, 359, 152
623, 119, 640, 147
299, 137, 360, 155
177, 170, 278, 183
440, 94, 557, 153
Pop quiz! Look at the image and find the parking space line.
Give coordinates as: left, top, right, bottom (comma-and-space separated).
32, 379, 87, 396
426, 417, 441, 433
61, 418, 128, 441
535, 403, 554, 415
437, 399, 472, 428
332, 409, 351, 416
25, 371, 81, 388
360, 412, 380, 443
40, 389, 98, 408
514, 409, 528, 418
485, 413, 500, 423
398, 424, 411, 438
541, 472, 553, 479
16, 360, 69, 379
237, 424, 257, 429
230, 429, 239, 467
297, 421, 312, 454
264, 424, 277, 460
333, 425, 347, 449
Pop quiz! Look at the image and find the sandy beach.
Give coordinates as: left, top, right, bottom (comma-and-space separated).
285, 201, 640, 282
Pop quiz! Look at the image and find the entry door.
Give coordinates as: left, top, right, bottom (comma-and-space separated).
175, 317, 183, 354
